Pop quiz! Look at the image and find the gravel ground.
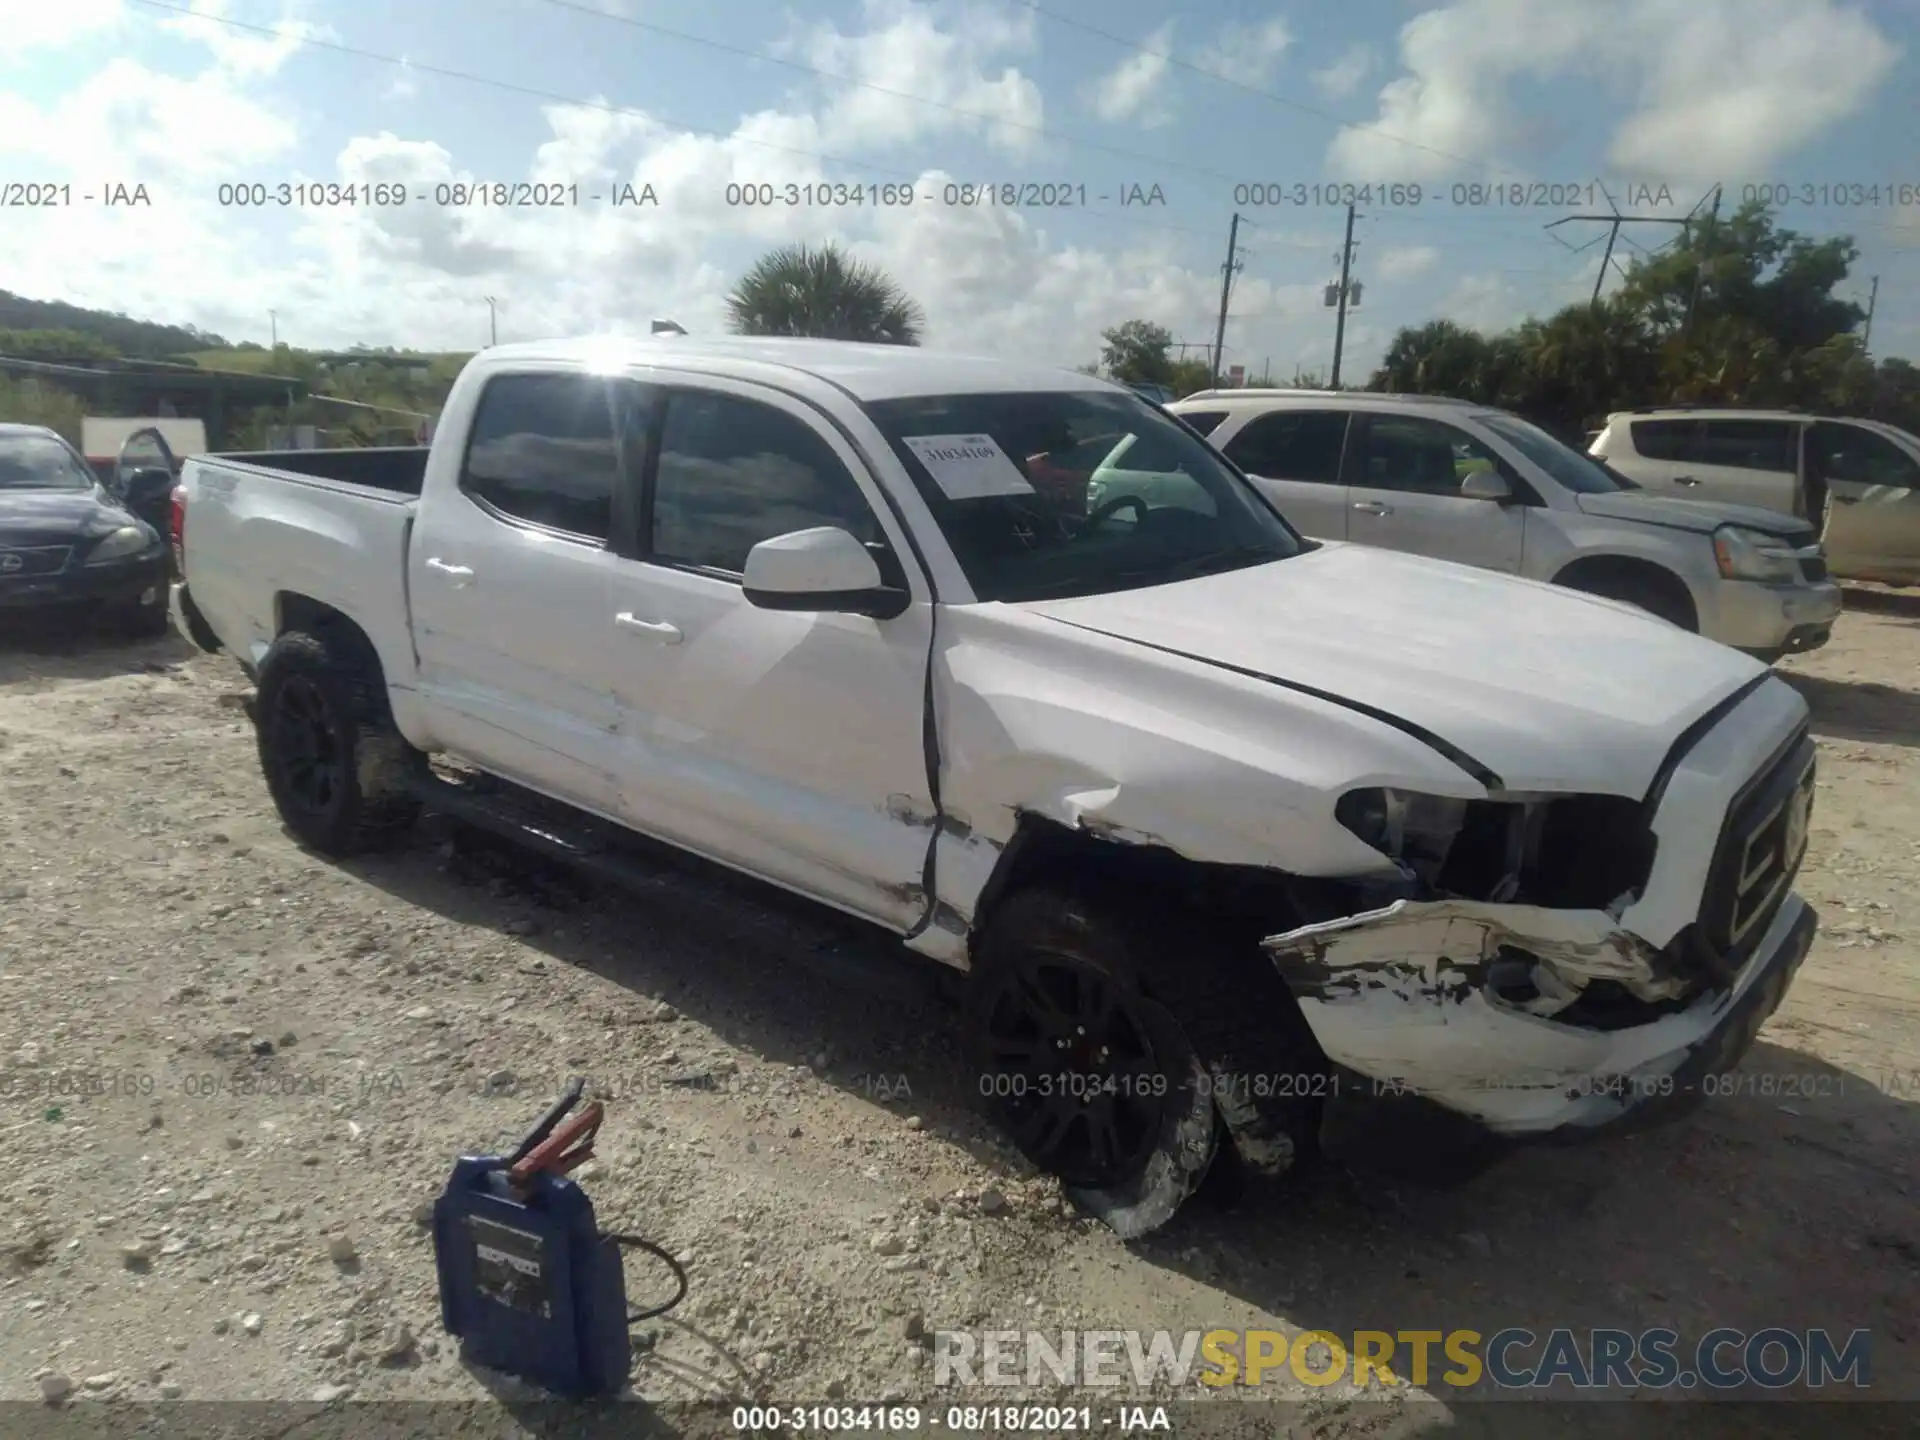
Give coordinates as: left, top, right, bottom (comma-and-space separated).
1, 592, 1916, 1435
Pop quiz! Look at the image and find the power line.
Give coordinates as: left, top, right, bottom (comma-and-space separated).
119, 0, 1237, 246
529, 0, 1250, 188
1006, 1, 1526, 180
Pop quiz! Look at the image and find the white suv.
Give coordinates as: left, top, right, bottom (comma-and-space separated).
1590, 408, 1920, 586
1168, 390, 1841, 661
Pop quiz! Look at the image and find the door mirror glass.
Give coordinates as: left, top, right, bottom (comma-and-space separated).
1460, 469, 1512, 502
742, 526, 907, 618
122, 466, 175, 506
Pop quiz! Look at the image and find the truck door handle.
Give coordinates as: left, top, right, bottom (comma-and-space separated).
425, 557, 474, 587
1351, 501, 1392, 516
614, 612, 682, 643
1831, 495, 1858, 505
1673, 475, 1701, 487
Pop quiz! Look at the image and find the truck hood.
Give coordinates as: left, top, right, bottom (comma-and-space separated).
1019, 542, 1768, 797
1575, 490, 1812, 539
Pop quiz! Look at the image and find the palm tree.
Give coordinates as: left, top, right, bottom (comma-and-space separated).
725, 242, 926, 346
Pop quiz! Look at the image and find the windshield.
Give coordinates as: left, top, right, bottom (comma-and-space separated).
0, 431, 97, 491
863, 389, 1305, 602
1477, 413, 1632, 495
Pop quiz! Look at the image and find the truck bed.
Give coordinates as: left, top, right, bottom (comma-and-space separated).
209, 446, 430, 496
178, 450, 422, 697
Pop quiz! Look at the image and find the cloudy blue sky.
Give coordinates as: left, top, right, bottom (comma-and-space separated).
3, 0, 1916, 374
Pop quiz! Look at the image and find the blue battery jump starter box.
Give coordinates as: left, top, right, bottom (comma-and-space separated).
433, 1077, 679, 1398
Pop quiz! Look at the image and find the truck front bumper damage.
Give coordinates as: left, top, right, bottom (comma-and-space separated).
1262, 892, 1817, 1170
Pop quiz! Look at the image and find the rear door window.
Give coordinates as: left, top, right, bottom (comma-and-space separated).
1630, 419, 1699, 462
462, 373, 623, 542
1222, 410, 1349, 483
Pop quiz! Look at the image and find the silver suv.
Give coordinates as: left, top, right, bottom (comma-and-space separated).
1166, 390, 1841, 661
1590, 407, 1920, 587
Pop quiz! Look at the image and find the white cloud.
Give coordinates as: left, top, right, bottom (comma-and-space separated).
0, 0, 123, 55
1087, 22, 1176, 129
0, 57, 296, 179
1328, 0, 1900, 183
791, 0, 1043, 155
386, 57, 419, 101
1313, 43, 1375, 100
1607, 3, 1901, 176
1375, 245, 1439, 283
157, 0, 331, 79
1197, 17, 1293, 87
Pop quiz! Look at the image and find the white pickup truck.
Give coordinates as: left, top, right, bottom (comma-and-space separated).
174, 336, 1820, 1235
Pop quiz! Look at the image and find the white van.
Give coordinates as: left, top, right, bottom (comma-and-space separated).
1590, 408, 1920, 586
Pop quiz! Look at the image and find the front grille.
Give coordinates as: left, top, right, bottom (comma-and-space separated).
0, 545, 73, 579
1700, 730, 1816, 963
1800, 555, 1828, 582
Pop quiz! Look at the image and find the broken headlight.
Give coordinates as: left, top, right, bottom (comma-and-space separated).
1335, 789, 1471, 881
1336, 787, 1656, 909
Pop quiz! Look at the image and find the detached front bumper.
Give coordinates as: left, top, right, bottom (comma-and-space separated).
1264, 893, 1815, 1166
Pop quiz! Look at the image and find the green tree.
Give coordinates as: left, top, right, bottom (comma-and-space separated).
726, 242, 924, 345
1169, 356, 1213, 397
1619, 199, 1865, 354
0, 376, 88, 445
1098, 320, 1176, 386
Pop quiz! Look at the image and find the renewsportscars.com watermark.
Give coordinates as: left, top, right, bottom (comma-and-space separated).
933, 1327, 1873, 1392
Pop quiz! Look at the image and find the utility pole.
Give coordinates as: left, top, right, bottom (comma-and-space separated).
1591, 220, 1621, 306
1210, 213, 1242, 386
1683, 184, 1722, 333
484, 295, 499, 347
1863, 275, 1879, 355
1329, 202, 1360, 390
268, 310, 278, 348
1547, 184, 1714, 312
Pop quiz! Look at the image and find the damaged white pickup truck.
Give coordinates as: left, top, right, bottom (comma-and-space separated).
174, 336, 1819, 1235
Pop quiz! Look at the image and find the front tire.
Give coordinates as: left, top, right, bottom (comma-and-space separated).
965, 885, 1325, 1237
255, 629, 421, 855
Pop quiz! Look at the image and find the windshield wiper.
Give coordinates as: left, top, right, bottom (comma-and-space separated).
1154, 543, 1291, 582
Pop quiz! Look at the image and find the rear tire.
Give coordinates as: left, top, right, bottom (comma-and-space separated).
255, 628, 421, 855
964, 884, 1326, 1237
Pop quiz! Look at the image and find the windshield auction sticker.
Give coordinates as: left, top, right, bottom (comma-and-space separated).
902, 433, 1035, 499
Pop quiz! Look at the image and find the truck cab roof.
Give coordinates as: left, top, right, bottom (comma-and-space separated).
475, 335, 1118, 404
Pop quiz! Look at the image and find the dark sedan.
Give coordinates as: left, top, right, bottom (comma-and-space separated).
0, 424, 172, 637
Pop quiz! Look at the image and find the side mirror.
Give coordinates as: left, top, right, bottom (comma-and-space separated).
121, 466, 176, 525
1460, 470, 1512, 503
742, 526, 909, 619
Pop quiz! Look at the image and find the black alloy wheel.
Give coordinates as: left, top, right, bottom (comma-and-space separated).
270, 673, 346, 819
974, 948, 1171, 1189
